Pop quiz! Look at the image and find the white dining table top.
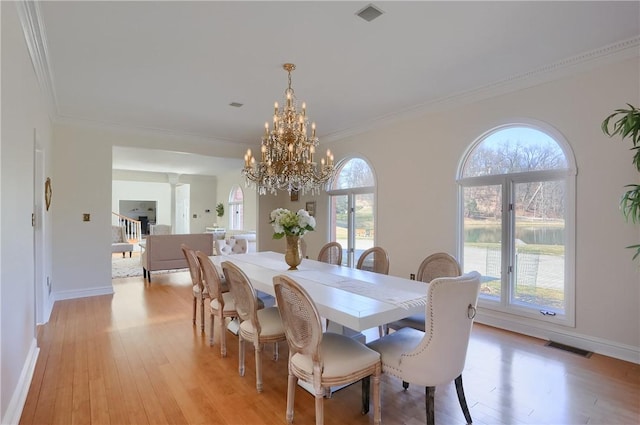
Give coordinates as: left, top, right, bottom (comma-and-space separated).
209, 251, 428, 332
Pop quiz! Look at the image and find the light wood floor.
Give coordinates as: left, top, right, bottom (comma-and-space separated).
20, 270, 639, 425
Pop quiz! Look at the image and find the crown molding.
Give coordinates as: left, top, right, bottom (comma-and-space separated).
16, 1, 638, 147
54, 115, 246, 149
323, 36, 640, 144
16, 0, 59, 119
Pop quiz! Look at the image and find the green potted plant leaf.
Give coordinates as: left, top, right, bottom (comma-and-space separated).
216, 202, 224, 218
601, 103, 640, 259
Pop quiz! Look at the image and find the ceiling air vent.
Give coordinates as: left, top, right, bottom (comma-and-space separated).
229, 102, 243, 108
356, 4, 384, 22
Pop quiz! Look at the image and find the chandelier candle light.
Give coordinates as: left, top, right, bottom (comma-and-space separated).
242, 63, 336, 196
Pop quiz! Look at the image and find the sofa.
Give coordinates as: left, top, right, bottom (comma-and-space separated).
141, 233, 213, 282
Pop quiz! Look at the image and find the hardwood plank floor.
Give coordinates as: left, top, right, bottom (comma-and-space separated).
21, 270, 640, 425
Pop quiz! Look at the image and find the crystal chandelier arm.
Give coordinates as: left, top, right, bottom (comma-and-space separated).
242, 63, 335, 196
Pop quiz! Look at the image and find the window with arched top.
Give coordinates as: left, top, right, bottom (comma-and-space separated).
327, 157, 376, 267
228, 185, 244, 230
457, 123, 576, 326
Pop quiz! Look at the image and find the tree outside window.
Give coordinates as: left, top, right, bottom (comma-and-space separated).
458, 124, 576, 326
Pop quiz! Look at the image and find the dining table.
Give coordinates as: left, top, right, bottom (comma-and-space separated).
208, 251, 428, 336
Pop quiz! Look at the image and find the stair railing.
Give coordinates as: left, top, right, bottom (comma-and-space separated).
112, 212, 142, 243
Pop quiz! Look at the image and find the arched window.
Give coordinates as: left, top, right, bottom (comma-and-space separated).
228, 185, 244, 230
457, 122, 576, 326
327, 157, 376, 267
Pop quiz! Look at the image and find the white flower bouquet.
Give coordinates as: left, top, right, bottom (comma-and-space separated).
270, 208, 316, 239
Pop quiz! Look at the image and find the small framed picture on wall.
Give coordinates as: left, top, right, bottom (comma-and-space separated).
306, 201, 316, 217
290, 190, 299, 202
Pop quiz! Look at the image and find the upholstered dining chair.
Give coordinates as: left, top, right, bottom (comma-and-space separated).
181, 244, 208, 333
356, 246, 390, 336
366, 271, 481, 425
357, 246, 390, 275
196, 251, 236, 357
221, 261, 286, 393
273, 274, 381, 425
317, 241, 342, 265
386, 252, 461, 333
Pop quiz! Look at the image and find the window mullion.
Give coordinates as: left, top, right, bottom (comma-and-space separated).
501, 178, 511, 308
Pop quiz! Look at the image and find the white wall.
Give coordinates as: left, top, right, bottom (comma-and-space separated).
216, 169, 258, 233
1, 3, 53, 423
182, 174, 217, 234
313, 57, 639, 360
113, 171, 220, 234
112, 179, 172, 226
52, 123, 248, 300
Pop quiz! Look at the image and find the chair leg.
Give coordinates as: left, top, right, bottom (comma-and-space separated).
200, 297, 205, 333
192, 296, 197, 325
372, 365, 381, 425
255, 341, 263, 393
314, 388, 324, 425
286, 373, 296, 423
209, 313, 215, 346
455, 374, 473, 424
238, 335, 245, 377
219, 314, 227, 357
426, 386, 435, 425
122, 252, 125, 258
361, 376, 370, 414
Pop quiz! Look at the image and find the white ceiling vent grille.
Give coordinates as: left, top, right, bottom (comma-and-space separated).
356, 4, 384, 22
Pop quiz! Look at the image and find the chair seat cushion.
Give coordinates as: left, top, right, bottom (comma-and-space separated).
291, 332, 380, 380
239, 307, 284, 338
387, 313, 425, 331
367, 327, 423, 376
210, 292, 237, 313
111, 242, 133, 253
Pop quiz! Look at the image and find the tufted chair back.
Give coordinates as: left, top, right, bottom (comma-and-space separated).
231, 238, 248, 254
400, 271, 481, 386
215, 239, 231, 255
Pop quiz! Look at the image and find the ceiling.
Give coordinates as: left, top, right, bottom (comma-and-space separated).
33, 1, 640, 176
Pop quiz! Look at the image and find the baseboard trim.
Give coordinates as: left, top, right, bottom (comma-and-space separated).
53, 285, 114, 301
476, 310, 640, 364
1, 338, 39, 425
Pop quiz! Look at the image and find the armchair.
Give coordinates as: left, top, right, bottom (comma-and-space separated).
111, 225, 133, 258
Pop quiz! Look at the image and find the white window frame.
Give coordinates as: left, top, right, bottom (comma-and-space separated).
228, 185, 244, 231
456, 121, 577, 327
327, 155, 377, 268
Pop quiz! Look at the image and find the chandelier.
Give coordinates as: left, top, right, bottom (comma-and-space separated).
242, 63, 335, 196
